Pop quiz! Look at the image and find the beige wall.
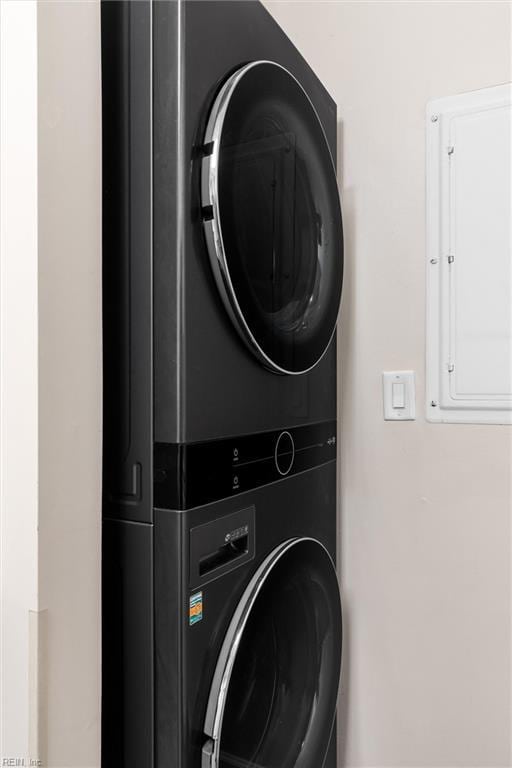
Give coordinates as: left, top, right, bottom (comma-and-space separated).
263, 2, 512, 766
38, 2, 102, 766
1, 2, 101, 764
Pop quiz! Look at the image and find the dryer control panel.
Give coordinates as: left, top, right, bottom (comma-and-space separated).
154, 420, 337, 510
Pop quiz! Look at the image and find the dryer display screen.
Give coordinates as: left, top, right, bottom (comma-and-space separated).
154, 420, 337, 510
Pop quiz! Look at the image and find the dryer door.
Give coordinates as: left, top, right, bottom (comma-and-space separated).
201, 61, 343, 375
201, 537, 342, 768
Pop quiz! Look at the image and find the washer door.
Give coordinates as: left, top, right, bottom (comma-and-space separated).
202, 61, 344, 375
201, 538, 342, 768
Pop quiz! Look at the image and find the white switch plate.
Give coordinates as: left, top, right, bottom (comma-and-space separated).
383, 371, 416, 420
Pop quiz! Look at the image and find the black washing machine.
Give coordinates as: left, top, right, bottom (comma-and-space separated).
103, 427, 342, 767
101, 1, 344, 766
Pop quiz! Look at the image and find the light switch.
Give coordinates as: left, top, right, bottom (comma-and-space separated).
392, 382, 405, 409
383, 371, 415, 420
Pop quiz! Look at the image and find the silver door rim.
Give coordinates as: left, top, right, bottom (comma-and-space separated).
201, 536, 341, 768
201, 60, 342, 376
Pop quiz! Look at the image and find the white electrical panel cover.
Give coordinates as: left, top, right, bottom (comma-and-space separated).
426, 84, 512, 424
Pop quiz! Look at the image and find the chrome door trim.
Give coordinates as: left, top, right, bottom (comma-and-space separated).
201, 60, 342, 376
201, 536, 340, 768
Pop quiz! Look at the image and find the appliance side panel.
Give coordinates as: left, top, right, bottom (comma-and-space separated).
153, 0, 182, 444
102, 519, 154, 767
154, 509, 186, 765
101, 0, 154, 522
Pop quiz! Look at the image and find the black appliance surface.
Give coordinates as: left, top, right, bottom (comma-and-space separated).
102, 0, 343, 525
154, 419, 337, 509
103, 461, 342, 768
101, 2, 343, 767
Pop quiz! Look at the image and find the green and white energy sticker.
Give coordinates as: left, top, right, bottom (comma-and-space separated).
189, 591, 203, 625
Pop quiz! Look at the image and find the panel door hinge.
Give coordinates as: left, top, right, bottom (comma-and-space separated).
447, 145, 455, 155
447, 254, 455, 264
447, 363, 454, 373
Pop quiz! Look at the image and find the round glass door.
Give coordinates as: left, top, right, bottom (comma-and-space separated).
201, 61, 344, 375
202, 538, 342, 768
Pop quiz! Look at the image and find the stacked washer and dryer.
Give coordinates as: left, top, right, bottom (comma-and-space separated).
101, 2, 344, 767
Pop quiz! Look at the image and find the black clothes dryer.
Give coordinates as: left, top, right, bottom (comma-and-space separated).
101, 2, 344, 767
103, 429, 342, 768
102, 0, 343, 525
